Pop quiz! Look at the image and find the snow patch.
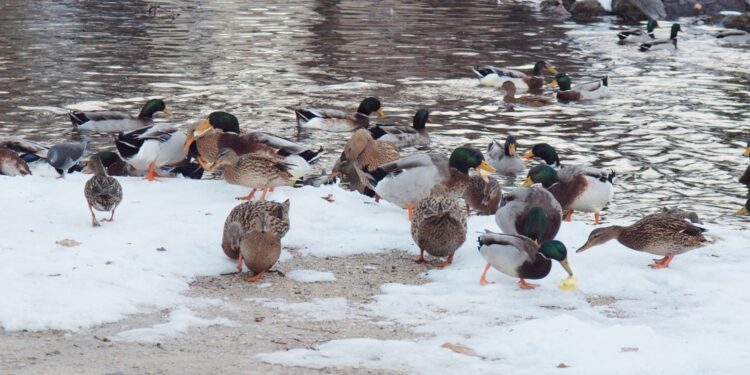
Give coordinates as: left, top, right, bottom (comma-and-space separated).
115, 306, 233, 343
287, 269, 337, 283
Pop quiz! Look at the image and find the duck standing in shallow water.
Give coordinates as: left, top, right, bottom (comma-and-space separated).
577, 213, 710, 269
84, 155, 123, 227
70, 99, 172, 132
411, 186, 467, 267
295, 97, 385, 132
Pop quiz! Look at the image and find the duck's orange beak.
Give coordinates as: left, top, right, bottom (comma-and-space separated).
522, 150, 535, 160
521, 177, 534, 187
478, 161, 495, 182
376, 108, 385, 117
163, 106, 173, 116
742, 147, 750, 157
549, 80, 559, 89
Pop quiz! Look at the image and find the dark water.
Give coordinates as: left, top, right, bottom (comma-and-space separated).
0, 0, 748, 225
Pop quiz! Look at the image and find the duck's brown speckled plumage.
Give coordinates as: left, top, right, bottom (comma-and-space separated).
331, 129, 400, 194
197, 129, 277, 164
0, 148, 32, 176
411, 189, 467, 259
463, 175, 502, 215
221, 200, 290, 260
84, 155, 123, 227
239, 215, 283, 275
214, 149, 294, 190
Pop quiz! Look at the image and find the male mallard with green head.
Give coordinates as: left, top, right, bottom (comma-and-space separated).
478, 232, 574, 289
411, 186, 467, 267
495, 186, 562, 243
368, 109, 431, 148
295, 97, 385, 132
639, 24, 681, 52
472, 61, 558, 90
84, 155, 123, 227
618, 19, 659, 43
550, 74, 609, 102
577, 213, 710, 269
70, 99, 172, 132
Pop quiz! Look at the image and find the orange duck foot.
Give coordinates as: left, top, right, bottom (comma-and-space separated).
235, 188, 258, 201
431, 253, 454, 268
244, 270, 267, 283
648, 254, 674, 269
518, 279, 539, 289
479, 263, 494, 286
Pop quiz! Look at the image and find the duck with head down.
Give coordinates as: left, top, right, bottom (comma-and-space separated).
330, 129, 400, 196
411, 186, 467, 268
295, 97, 385, 132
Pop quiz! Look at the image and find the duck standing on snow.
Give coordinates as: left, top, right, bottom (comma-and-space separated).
411, 186, 467, 268
478, 232, 574, 289
577, 213, 710, 269
618, 19, 659, 43
550, 74, 609, 101
184, 111, 322, 178
115, 123, 187, 181
501, 81, 554, 108
330, 129, 400, 195
485, 136, 524, 175
295, 97, 385, 132
47, 138, 89, 178
223, 200, 290, 279
210, 148, 296, 201
495, 186, 562, 243
70, 99, 172, 132
365, 147, 496, 220
472, 60, 558, 90
368, 109, 431, 148
463, 174, 502, 215
0, 148, 32, 176
639, 24, 681, 52
84, 155, 123, 227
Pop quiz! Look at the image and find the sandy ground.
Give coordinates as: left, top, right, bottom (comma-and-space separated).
0, 249, 430, 375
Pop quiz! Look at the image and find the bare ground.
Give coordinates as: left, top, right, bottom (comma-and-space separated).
0, 249, 432, 375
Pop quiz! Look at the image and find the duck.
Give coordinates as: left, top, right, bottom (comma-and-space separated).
495, 185, 563, 243
330, 129, 400, 195
184, 111, 322, 178
70, 99, 172, 132
501, 81, 555, 108
368, 109, 431, 148
550, 74, 609, 101
639, 23, 681, 52
521, 143, 562, 168
472, 61, 558, 90
524, 165, 614, 224
223, 200, 290, 279
365, 147, 496, 219
617, 19, 659, 43
47, 138, 89, 178
84, 155, 123, 227
84, 151, 135, 177
739, 142, 750, 194
411, 186, 467, 268
295, 97, 385, 132
210, 148, 296, 200
463, 173, 502, 215
716, 29, 749, 42
0, 148, 32, 176
485, 135, 524, 175
478, 231, 573, 289
577, 212, 710, 269
115, 124, 187, 181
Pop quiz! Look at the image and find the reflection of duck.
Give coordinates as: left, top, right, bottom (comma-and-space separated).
70, 99, 172, 132
295, 97, 384, 132
577, 213, 709, 269
472, 61, 557, 90
368, 109, 430, 148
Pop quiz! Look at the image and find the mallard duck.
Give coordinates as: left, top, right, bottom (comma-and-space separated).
295, 97, 385, 132
365, 147, 496, 219
736, 198, 750, 215
70, 99, 172, 132
211, 148, 295, 200
639, 24, 681, 52
84, 155, 123, 227
84, 151, 134, 177
524, 165, 614, 224
478, 232, 573, 289
472, 61, 558, 90
184, 111, 322, 178
411, 187, 467, 267
661, 207, 702, 224
115, 123, 187, 181
550, 74, 609, 101
495, 186, 562, 243
47, 138, 89, 178
330, 129, 400, 195
521, 143, 561, 168
618, 19, 659, 43
484, 136, 523, 176
368, 109, 431, 148
0, 148, 32, 176
223, 200, 290, 279
577, 213, 709, 269
716, 29, 749, 42
463, 174, 502, 215
501, 81, 554, 107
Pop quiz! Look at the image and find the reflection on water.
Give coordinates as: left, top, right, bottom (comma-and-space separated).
0, 1, 748, 226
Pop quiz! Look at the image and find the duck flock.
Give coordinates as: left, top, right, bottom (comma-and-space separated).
1, 21, 746, 292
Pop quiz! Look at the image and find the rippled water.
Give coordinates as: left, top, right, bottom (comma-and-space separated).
1, 0, 748, 225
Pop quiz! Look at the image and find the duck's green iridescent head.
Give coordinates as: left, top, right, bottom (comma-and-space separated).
549, 73, 572, 91
522, 207, 548, 243
646, 19, 659, 33
670, 23, 682, 39
736, 198, 750, 215
449, 147, 496, 180
139, 99, 171, 118
523, 164, 559, 188
357, 97, 385, 117
413, 109, 430, 130
95, 151, 122, 167
538, 240, 573, 276
207, 111, 240, 133
522, 143, 560, 167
